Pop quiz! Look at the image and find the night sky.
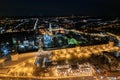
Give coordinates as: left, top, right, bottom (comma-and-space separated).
0, 0, 120, 16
